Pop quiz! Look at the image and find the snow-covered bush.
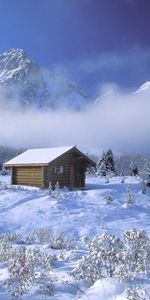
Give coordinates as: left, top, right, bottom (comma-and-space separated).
53, 181, 62, 199
86, 166, 97, 176
0, 168, 10, 176
72, 232, 123, 282
104, 193, 113, 204
121, 229, 150, 280
48, 181, 53, 195
24, 227, 74, 249
121, 177, 125, 183
49, 231, 75, 250
100, 217, 107, 230
26, 226, 53, 244
6, 247, 37, 298
49, 181, 62, 200
2, 232, 24, 244
0, 235, 13, 262
39, 272, 54, 297
72, 229, 150, 286
123, 286, 148, 300
6, 247, 55, 299
0, 229, 75, 299
124, 186, 135, 206
141, 180, 147, 195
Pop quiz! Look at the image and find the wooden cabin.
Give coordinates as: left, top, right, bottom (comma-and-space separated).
4, 146, 96, 189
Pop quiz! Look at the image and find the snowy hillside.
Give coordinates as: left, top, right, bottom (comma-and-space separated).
0, 49, 90, 110
0, 175, 149, 299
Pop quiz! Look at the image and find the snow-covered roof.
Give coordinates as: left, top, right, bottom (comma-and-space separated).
4, 146, 74, 166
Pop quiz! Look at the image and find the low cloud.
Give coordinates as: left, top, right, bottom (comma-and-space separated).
0, 86, 150, 155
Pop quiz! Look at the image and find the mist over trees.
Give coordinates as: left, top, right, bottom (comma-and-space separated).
114, 154, 150, 176
0, 146, 24, 168
93, 149, 150, 177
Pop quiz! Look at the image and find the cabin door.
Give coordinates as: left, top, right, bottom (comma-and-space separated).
70, 165, 75, 187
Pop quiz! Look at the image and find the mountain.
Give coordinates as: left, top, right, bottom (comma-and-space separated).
135, 81, 150, 94
95, 81, 150, 104
0, 48, 90, 110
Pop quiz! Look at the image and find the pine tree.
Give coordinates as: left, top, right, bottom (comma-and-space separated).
129, 161, 138, 176
124, 185, 135, 206
97, 149, 115, 176
140, 159, 150, 192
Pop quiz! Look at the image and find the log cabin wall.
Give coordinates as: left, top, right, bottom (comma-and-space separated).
44, 150, 87, 188
44, 151, 76, 188
12, 166, 43, 187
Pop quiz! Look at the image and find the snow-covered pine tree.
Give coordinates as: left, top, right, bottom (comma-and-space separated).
140, 159, 150, 193
48, 182, 53, 196
97, 149, 115, 177
124, 185, 135, 206
129, 161, 139, 176
53, 182, 62, 200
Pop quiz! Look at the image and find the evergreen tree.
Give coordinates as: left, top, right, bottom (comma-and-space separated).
97, 149, 115, 176
124, 185, 135, 206
129, 161, 138, 176
140, 159, 150, 192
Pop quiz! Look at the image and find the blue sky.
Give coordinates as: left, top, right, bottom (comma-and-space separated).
0, 0, 150, 96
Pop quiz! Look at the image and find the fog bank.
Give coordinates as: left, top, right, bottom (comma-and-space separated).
0, 88, 149, 154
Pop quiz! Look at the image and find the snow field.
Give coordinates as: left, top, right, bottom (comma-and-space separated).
0, 175, 149, 299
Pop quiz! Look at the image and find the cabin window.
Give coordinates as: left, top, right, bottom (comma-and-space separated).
54, 166, 64, 175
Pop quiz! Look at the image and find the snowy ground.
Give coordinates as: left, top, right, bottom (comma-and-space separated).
0, 175, 149, 299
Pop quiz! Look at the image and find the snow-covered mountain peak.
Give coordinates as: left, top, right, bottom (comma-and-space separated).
0, 48, 34, 79
0, 48, 90, 110
135, 81, 150, 94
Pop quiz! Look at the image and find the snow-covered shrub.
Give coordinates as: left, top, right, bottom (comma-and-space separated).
53, 181, 62, 199
50, 231, 75, 250
122, 229, 150, 278
6, 247, 37, 298
100, 217, 107, 230
121, 177, 125, 183
0, 235, 13, 262
49, 181, 62, 200
72, 232, 123, 282
104, 193, 113, 204
6, 247, 55, 299
123, 286, 148, 300
86, 166, 97, 176
72, 229, 150, 286
25, 226, 53, 244
3, 232, 24, 244
0, 168, 10, 176
124, 186, 135, 206
48, 181, 53, 195
39, 272, 54, 297
141, 180, 147, 195
114, 229, 150, 283
24, 227, 74, 249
